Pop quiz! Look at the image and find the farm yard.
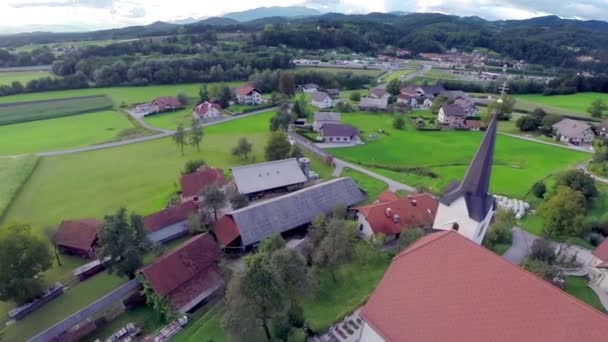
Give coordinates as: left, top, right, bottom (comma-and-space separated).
514, 92, 608, 117
0, 70, 56, 85
0, 95, 112, 125
329, 112, 589, 198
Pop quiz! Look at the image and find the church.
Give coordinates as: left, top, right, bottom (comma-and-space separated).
432, 115, 497, 244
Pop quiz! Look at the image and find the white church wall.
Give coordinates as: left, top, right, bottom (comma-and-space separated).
358, 321, 386, 342
432, 196, 493, 244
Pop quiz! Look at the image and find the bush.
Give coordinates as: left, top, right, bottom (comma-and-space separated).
349, 92, 361, 101
182, 159, 206, 175
530, 239, 556, 264
393, 116, 405, 130
516, 115, 540, 132
522, 258, 558, 281
398, 228, 424, 251
531, 181, 546, 199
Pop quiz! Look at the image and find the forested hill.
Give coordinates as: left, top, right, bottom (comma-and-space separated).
2, 12, 608, 71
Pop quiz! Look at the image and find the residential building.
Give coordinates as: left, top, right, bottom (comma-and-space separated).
139, 234, 222, 314
590, 239, 608, 294
180, 166, 227, 203
552, 118, 595, 145
465, 119, 483, 131
313, 112, 341, 132
368, 88, 390, 101
53, 219, 103, 258
143, 201, 198, 244
355, 192, 438, 241
234, 84, 262, 105
454, 97, 479, 116
326, 88, 340, 98
437, 104, 466, 128
359, 231, 608, 342
320, 123, 359, 143
193, 102, 221, 121
312, 91, 333, 109
359, 97, 388, 111
396, 93, 417, 107
152, 96, 184, 112
213, 177, 366, 249
299, 83, 319, 93
433, 115, 497, 244
231, 158, 309, 199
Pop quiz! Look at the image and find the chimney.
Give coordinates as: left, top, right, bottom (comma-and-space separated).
385, 207, 392, 217
411, 199, 417, 206
298, 157, 311, 179
452, 222, 459, 231
393, 214, 400, 224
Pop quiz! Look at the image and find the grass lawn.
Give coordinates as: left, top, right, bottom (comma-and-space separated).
0, 70, 56, 86
0, 95, 112, 125
342, 168, 387, 204
83, 305, 163, 342
295, 66, 383, 77
0, 110, 137, 155
382, 69, 417, 82
498, 113, 563, 145
564, 276, 605, 312
0, 155, 38, 219
514, 93, 608, 116
329, 112, 589, 199
172, 302, 228, 342
143, 107, 196, 130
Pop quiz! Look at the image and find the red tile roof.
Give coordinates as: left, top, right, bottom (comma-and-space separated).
377, 190, 399, 203
53, 219, 102, 252
235, 84, 258, 97
356, 193, 437, 235
140, 234, 222, 310
466, 119, 482, 129
143, 201, 197, 233
361, 231, 608, 342
213, 215, 241, 246
593, 238, 608, 261
193, 101, 221, 115
152, 96, 182, 109
180, 167, 227, 199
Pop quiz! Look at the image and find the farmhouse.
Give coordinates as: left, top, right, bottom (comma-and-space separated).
299, 83, 320, 93
180, 166, 227, 203
193, 102, 221, 121
234, 84, 262, 105
320, 123, 359, 143
437, 104, 466, 128
454, 97, 479, 116
311, 91, 333, 109
313, 111, 341, 131
152, 96, 183, 112
326, 88, 341, 98
433, 115, 497, 244
213, 177, 366, 249
355, 192, 438, 241
359, 231, 608, 342
465, 119, 483, 131
53, 219, 103, 258
139, 233, 222, 314
359, 97, 388, 111
143, 201, 198, 244
368, 88, 390, 100
231, 158, 309, 199
552, 118, 595, 145
396, 93, 417, 107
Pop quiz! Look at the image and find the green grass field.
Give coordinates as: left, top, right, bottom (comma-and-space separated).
0, 95, 113, 125
295, 66, 383, 77
0, 110, 136, 155
382, 69, 417, 82
172, 303, 228, 342
329, 113, 589, 198
424, 69, 458, 79
564, 276, 605, 312
0, 70, 56, 86
0, 155, 38, 219
342, 168, 387, 204
514, 93, 608, 116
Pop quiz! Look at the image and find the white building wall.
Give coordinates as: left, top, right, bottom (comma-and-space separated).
437, 108, 447, 124
356, 214, 375, 239
432, 196, 493, 244
358, 322, 386, 342
313, 98, 333, 109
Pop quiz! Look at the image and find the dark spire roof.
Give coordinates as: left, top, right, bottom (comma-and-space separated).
440, 115, 497, 221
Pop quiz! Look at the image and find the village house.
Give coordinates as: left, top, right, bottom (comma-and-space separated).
590, 239, 608, 295
437, 104, 467, 128
320, 123, 359, 143
552, 118, 595, 145
180, 166, 227, 203
234, 84, 262, 105
368, 88, 390, 101
359, 97, 388, 111
466, 119, 483, 131
143, 201, 198, 244
53, 219, 103, 258
299, 83, 319, 93
355, 191, 438, 241
311, 91, 333, 109
152, 96, 184, 112
231, 158, 309, 200
313, 111, 341, 131
213, 177, 366, 250
192, 102, 221, 121
139, 233, 222, 314
358, 231, 608, 342
325, 88, 340, 98
396, 93, 417, 107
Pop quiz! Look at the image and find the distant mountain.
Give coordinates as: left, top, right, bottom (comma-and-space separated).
388, 11, 410, 16
194, 17, 240, 26
169, 17, 201, 25
223, 6, 321, 22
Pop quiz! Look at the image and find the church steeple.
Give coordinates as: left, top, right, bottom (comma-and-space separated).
440, 115, 497, 222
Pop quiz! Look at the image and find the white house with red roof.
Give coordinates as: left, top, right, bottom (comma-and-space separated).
234, 84, 262, 105
193, 101, 221, 121
359, 231, 608, 342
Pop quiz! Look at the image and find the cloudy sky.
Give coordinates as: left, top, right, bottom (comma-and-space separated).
2, 0, 608, 33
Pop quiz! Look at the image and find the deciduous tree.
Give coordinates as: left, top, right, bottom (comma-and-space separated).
278, 71, 296, 96
189, 119, 204, 152
313, 218, 354, 282
265, 131, 292, 161
386, 78, 401, 95
172, 124, 186, 155
202, 184, 226, 222
587, 98, 607, 118
538, 186, 588, 237
232, 137, 253, 160
182, 159, 206, 175
555, 169, 598, 201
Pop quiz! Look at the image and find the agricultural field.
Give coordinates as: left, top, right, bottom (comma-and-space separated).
295, 66, 383, 77
515, 92, 608, 116
381, 68, 418, 82
0, 155, 38, 219
0, 110, 139, 155
329, 112, 589, 198
0, 95, 112, 125
0, 70, 56, 85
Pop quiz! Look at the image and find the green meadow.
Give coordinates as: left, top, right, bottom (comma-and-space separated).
515, 92, 608, 116
0, 70, 56, 85
0, 155, 38, 219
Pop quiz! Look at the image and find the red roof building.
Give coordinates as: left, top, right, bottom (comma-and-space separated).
152, 96, 183, 111
139, 234, 222, 313
143, 201, 198, 244
234, 84, 262, 105
355, 192, 437, 239
180, 167, 227, 203
193, 101, 222, 120
593, 239, 608, 268
466, 119, 483, 130
53, 219, 103, 258
359, 231, 608, 342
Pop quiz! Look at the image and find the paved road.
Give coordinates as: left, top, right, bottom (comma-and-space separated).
502, 227, 539, 264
